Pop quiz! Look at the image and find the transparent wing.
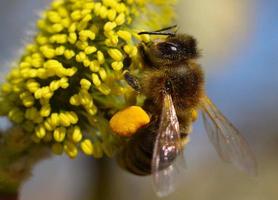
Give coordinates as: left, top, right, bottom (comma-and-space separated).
200, 96, 257, 176
151, 93, 185, 197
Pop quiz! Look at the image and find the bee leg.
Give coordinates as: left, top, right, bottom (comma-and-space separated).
124, 71, 141, 92
123, 57, 142, 92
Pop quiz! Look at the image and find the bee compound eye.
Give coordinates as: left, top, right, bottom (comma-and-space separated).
158, 42, 179, 55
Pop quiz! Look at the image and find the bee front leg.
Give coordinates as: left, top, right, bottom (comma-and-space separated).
123, 57, 142, 92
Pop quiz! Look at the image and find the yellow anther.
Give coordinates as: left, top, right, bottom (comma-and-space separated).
115, 3, 127, 13
68, 32, 77, 44
81, 139, 94, 155
98, 68, 107, 80
44, 119, 53, 131
97, 84, 111, 95
80, 79, 91, 90
35, 124, 46, 138
52, 23, 64, 33
51, 1, 64, 9
54, 127, 66, 142
47, 11, 61, 23
37, 19, 46, 29
71, 10, 82, 21
94, 2, 102, 15
44, 58, 59, 68
68, 111, 78, 124
97, 51, 105, 64
104, 22, 117, 32
32, 59, 43, 68
82, 14, 92, 22
59, 112, 72, 127
49, 80, 59, 91
124, 45, 138, 57
50, 113, 60, 127
76, 52, 87, 62
84, 2, 95, 10
92, 73, 101, 86
87, 107, 97, 116
19, 62, 31, 69
140, 33, 150, 43
76, 40, 88, 50
108, 49, 123, 61
117, 30, 131, 42
40, 104, 51, 117
99, 6, 108, 19
77, 21, 88, 31
83, 59, 91, 67
57, 7, 68, 17
55, 46, 65, 55
61, 18, 71, 28
70, 94, 80, 106
49, 34, 68, 44
111, 61, 123, 71
64, 67, 77, 77
68, 23, 77, 32
103, 0, 117, 8
40, 46, 55, 59
105, 35, 118, 46
22, 96, 35, 107
89, 60, 100, 72
85, 46, 97, 54
81, 9, 91, 16
79, 95, 90, 106
64, 141, 78, 158
25, 107, 38, 120
20, 92, 35, 107
8, 108, 24, 123
1, 83, 12, 93
36, 35, 48, 45
90, 24, 99, 34
107, 9, 117, 21
64, 49, 75, 59
79, 30, 95, 41
110, 106, 150, 137
70, 126, 82, 143
115, 13, 125, 25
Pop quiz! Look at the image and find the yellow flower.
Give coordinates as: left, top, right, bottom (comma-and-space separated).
0, 0, 176, 159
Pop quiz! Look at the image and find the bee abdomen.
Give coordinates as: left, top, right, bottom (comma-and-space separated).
117, 121, 157, 175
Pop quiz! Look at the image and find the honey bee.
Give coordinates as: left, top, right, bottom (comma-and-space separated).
117, 25, 257, 197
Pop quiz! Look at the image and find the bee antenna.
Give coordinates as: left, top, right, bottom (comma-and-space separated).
138, 25, 178, 36
138, 32, 176, 36
153, 25, 177, 32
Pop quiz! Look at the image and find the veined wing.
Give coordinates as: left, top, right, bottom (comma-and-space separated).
151, 93, 185, 197
200, 96, 257, 176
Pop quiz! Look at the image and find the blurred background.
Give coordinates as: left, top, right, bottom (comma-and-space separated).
0, 0, 277, 199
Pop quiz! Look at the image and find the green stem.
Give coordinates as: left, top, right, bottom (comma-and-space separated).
0, 126, 50, 197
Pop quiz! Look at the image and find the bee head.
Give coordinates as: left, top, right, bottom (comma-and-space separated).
139, 34, 199, 67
